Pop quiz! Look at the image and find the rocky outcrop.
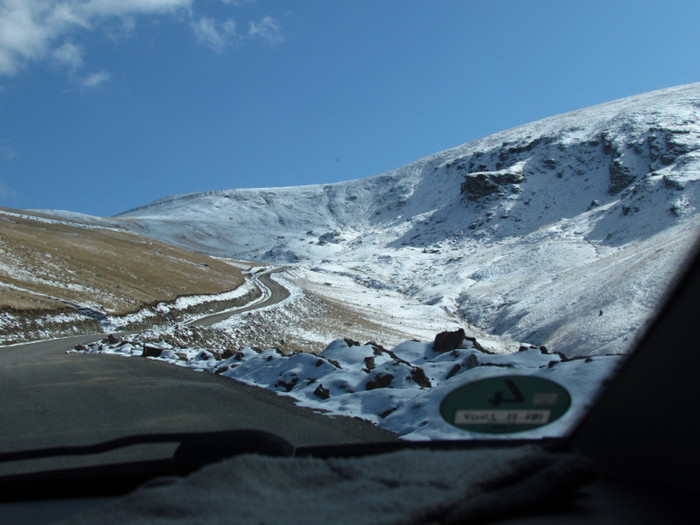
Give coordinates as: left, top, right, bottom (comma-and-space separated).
460, 171, 525, 200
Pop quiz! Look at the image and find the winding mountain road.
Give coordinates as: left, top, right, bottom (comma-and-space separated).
0, 270, 395, 475
191, 270, 290, 327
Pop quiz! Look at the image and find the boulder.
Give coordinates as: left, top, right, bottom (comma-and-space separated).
365, 372, 394, 390
313, 384, 330, 400
410, 367, 432, 388
142, 345, 163, 358
433, 328, 466, 352
445, 364, 462, 379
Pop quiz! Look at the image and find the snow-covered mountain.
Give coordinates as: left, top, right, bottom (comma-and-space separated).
81, 84, 700, 357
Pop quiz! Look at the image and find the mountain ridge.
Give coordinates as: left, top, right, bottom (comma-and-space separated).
41, 83, 700, 357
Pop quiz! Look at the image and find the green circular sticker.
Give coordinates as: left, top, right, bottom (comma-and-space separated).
440, 375, 571, 434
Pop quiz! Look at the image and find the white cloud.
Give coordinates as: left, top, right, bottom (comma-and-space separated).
247, 15, 283, 46
0, 0, 192, 76
191, 16, 236, 52
218, 0, 256, 5
81, 70, 111, 88
80, 0, 192, 18
0, 1, 284, 77
52, 41, 84, 70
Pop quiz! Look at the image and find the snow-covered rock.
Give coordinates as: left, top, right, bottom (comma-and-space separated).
75, 335, 625, 440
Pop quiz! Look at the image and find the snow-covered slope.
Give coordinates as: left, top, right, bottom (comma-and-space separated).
97, 84, 700, 356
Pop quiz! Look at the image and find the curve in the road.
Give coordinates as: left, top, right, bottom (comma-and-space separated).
191, 270, 290, 327
0, 269, 395, 474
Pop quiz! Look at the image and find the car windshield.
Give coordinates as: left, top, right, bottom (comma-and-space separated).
1, 1, 699, 478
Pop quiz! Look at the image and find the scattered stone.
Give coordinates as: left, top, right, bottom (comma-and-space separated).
363, 356, 376, 371
445, 364, 461, 379
465, 354, 480, 369
379, 407, 398, 419
369, 342, 388, 355
142, 344, 163, 358
366, 372, 394, 390
465, 336, 488, 353
344, 338, 361, 347
313, 384, 330, 400
275, 375, 299, 392
410, 367, 431, 388
663, 175, 685, 190
325, 357, 341, 369
106, 334, 120, 345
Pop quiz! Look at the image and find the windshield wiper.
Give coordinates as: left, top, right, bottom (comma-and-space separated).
0, 429, 566, 501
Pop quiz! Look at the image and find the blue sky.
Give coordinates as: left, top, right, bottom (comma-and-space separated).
0, 0, 698, 216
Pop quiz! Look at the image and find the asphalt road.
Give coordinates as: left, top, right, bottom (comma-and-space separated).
192, 270, 290, 327
0, 272, 396, 475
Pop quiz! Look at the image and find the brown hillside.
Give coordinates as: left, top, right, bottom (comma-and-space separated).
0, 208, 245, 315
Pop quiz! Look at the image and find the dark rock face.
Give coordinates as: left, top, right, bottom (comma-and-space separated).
460, 171, 525, 200
601, 133, 638, 194
608, 158, 637, 194
648, 127, 696, 165
433, 328, 466, 352
453, 118, 698, 207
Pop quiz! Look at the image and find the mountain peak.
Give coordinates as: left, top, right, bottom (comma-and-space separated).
107, 83, 700, 356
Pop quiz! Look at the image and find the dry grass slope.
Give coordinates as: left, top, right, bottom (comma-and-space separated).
0, 208, 245, 315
